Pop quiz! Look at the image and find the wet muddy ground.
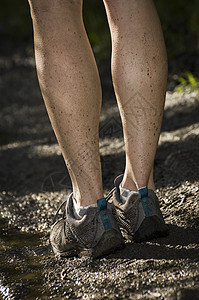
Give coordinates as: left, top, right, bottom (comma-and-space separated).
0, 48, 199, 299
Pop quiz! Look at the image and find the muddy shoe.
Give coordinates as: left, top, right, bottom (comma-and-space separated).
106, 174, 169, 242
50, 193, 125, 258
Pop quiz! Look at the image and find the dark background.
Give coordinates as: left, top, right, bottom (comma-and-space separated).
1, 0, 199, 78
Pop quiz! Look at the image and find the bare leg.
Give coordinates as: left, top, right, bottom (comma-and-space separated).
28, 0, 103, 206
103, 0, 168, 191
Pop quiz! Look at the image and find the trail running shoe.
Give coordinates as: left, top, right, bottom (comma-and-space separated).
50, 193, 125, 258
106, 174, 169, 242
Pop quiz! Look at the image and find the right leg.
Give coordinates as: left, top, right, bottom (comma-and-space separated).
103, 0, 168, 191
103, 0, 169, 241
28, 0, 103, 206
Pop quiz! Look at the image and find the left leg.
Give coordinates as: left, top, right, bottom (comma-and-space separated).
28, 0, 125, 258
28, 0, 103, 207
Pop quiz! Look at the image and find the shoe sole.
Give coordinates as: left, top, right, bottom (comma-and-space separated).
51, 229, 125, 259
133, 215, 169, 242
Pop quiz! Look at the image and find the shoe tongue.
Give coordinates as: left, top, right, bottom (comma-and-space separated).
119, 184, 138, 204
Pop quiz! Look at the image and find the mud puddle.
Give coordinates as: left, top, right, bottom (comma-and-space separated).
0, 217, 49, 299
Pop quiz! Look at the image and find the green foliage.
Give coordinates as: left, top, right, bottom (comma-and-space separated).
175, 73, 199, 93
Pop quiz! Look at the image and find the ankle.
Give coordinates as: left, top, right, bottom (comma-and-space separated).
73, 189, 104, 207
122, 170, 156, 191
135, 181, 155, 191
147, 182, 156, 191
121, 174, 137, 192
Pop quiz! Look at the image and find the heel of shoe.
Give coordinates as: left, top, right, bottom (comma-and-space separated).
134, 215, 169, 242
90, 229, 125, 258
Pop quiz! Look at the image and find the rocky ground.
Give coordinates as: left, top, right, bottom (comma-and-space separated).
0, 47, 199, 299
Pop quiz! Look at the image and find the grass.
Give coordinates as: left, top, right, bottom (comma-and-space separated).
175, 72, 199, 93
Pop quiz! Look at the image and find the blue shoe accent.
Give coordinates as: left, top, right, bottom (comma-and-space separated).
138, 187, 154, 217
97, 198, 112, 231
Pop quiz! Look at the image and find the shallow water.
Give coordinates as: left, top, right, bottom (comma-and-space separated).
0, 218, 48, 299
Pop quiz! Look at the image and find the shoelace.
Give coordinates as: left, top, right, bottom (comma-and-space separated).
52, 199, 67, 224
105, 186, 116, 201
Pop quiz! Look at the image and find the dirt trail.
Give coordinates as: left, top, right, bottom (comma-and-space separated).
0, 48, 199, 299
